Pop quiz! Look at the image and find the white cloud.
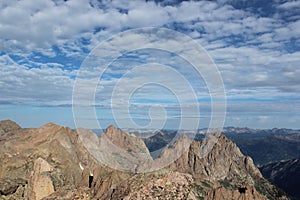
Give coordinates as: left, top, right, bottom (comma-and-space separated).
0, 55, 74, 104
278, 1, 300, 9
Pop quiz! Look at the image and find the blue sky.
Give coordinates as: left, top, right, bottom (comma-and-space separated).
0, 0, 300, 129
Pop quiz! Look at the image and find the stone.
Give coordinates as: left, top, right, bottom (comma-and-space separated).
28, 157, 55, 200
0, 178, 27, 196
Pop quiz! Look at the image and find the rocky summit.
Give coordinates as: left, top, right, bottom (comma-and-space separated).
0, 120, 289, 199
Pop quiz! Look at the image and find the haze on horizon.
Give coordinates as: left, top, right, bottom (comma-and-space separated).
0, 0, 300, 130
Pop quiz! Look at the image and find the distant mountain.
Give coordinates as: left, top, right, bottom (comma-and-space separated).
140, 127, 300, 166
143, 130, 178, 158
0, 120, 288, 199
231, 133, 300, 166
222, 127, 300, 138
273, 133, 300, 141
260, 159, 300, 199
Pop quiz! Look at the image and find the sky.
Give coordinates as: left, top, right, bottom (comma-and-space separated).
0, 0, 300, 130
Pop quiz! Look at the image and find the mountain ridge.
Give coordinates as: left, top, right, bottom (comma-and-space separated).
0, 120, 289, 199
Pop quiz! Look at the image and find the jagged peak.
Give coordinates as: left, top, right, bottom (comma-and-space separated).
212, 133, 237, 148
101, 125, 151, 155
204, 133, 244, 159
217, 134, 234, 145
103, 125, 127, 138
103, 124, 122, 136
106, 124, 117, 131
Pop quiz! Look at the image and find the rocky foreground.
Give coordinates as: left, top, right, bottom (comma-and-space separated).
0, 120, 289, 199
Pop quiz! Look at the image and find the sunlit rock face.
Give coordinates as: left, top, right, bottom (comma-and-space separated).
28, 158, 55, 200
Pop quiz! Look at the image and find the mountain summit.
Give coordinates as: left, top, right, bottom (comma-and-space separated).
0, 120, 289, 199
102, 125, 151, 155
0, 119, 22, 139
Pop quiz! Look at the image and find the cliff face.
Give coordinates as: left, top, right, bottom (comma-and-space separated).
28, 158, 55, 200
157, 134, 284, 199
0, 120, 289, 199
167, 135, 262, 183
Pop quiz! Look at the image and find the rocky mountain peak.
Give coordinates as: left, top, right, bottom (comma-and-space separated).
38, 122, 64, 132
163, 133, 286, 199
0, 119, 22, 139
105, 124, 117, 132
102, 125, 149, 155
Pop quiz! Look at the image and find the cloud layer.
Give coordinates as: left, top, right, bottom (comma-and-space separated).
0, 0, 299, 128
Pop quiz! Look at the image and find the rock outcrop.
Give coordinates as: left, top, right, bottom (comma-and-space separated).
206, 185, 267, 200
0, 178, 27, 199
124, 171, 195, 199
43, 187, 91, 200
0, 122, 95, 199
28, 158, 55, 200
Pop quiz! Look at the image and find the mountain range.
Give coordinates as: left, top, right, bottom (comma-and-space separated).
0, 120, 289, 199
138, 127, 300, 166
